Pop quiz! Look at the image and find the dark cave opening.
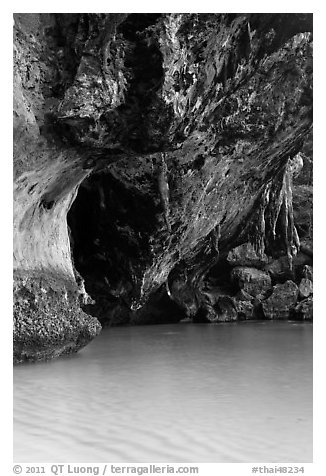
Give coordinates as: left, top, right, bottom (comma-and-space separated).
67, 171, 186, 326
68, 172, 152, 302
206, 256, 238, 294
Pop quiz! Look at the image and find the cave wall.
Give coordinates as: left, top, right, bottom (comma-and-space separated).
13, 13, 313, 361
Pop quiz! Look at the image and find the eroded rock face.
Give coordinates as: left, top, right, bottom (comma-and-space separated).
295, 297, 313, 321
13, 13, 313, 360
262, 280, 299, 319
227, 242, 269, 268
298, 278, 313, 299
215, 296, 238, 322
264, 252, 312, 283
14, 271, 101, 363
302, 265, 313, 282
231, 267, 272, 297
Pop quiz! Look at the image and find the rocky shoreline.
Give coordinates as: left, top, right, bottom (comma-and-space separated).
198, 241, 313, 323
13, 270, 101, 364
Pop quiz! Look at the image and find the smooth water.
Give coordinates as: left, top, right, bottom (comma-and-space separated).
14, 321, 312, 463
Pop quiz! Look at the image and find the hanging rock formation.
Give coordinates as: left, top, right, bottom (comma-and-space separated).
13, 13, 313, 362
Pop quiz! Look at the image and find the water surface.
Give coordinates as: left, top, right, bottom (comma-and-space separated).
14, 321, 312, 462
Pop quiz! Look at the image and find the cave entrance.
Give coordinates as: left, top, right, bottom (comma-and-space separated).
67, 170, 185, 326
67, 171, 132, 324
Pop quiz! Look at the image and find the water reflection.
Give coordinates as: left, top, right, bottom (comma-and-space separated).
14, 321, 312, 462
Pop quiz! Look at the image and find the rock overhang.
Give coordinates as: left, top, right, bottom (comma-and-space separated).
13, 13, 313, 360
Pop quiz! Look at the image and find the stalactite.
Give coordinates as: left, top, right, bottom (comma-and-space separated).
250, 181, 271, 257
248, 156, 301, 264
279, 160, 300, 268
212, 223, 221, 255
157, 152, 171, 233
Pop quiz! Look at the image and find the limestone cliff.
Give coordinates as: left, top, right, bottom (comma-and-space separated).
13, 13, 313, 362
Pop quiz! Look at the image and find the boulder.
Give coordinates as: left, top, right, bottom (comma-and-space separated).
234, 289, 263, 319
14, 271, 101, 364
300, 239, 313, 257
227, 242, 268, 268
199, 289, 261, 321
265, 253, 312, 283
294, 297, 313, 321
298, 278, 313, 299
234, 299, 255, 320
302, 264, 313, 281
201, 285, 230, 306
196, 290, 257, 322
215, 296, 238, 322
193, 294, 239, 323
236, 289, 255, 302
264, 256, 294, 282
193, 305, 216, 323
262, 280, 299, 319
231, 267, 272, 297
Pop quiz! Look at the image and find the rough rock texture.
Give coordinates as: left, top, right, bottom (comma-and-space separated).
262, 280, 299, 319
293, 185, 313, 243
233, 298, 255, 320
215, 296, 238, 322
264, 252, 312, 283
14, 271, 101, 363
13, 13, 313, 361
227, 242, 268, 268
302, 265, 313, 281
298, 278, 313, 299
295, 297, 313, 321
292, 132, 312, 247
231, 267, 272, 297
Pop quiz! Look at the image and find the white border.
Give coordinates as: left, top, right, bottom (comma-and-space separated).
3, 3, 324, 475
